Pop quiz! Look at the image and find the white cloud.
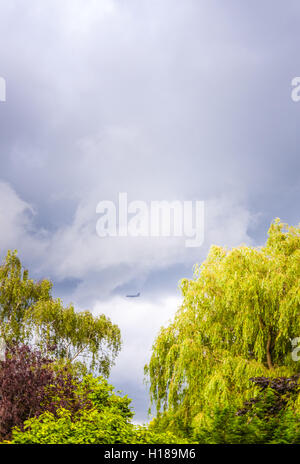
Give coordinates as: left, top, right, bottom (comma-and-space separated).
0, 182, 46, 260
94, 294, 181, 379
93, 294, 182, 421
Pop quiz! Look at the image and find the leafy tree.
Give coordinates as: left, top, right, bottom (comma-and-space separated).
0, 344, 90, 440
0, 250, 121, 375
0, 250, 52, 343
145, 219, 300, 437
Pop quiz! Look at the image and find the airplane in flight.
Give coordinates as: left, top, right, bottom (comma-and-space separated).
126, 292, 140, 298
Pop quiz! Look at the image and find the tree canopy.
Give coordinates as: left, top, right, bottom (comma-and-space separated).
145, 219, 300, 435
0, 250, 121, 376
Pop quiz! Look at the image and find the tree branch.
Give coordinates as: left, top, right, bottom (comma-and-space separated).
266, 333, 273, 369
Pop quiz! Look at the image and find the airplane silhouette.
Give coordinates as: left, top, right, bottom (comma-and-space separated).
126, 292, 140, 298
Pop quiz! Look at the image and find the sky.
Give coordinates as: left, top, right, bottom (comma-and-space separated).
0, 0, 299, 422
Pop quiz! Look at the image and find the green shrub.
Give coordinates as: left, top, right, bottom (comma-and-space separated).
194, 387, 300, 444
7, 375, 188, 444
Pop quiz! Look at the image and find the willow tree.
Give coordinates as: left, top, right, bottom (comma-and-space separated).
145, 219, 300, 435
0, 250, 121, 376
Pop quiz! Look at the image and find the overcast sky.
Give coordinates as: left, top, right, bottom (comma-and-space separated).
0, 0, 299, 422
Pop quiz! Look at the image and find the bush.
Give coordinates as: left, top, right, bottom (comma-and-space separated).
8, 375, 189, 444
194, 375, 300, 444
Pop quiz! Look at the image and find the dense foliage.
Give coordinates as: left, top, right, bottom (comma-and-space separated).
0, 344, 90, 440
145, 219, 300, 437
0, 342, 185, 444
195, 375, 300, 444
0, 250, 121, 375
8, 375, 187, 444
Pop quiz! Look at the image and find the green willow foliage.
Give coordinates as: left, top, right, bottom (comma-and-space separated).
145, 219, 300, 435
0, 251, 121, 376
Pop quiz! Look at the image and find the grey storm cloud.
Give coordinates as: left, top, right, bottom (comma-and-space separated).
0, 0, 299, 421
